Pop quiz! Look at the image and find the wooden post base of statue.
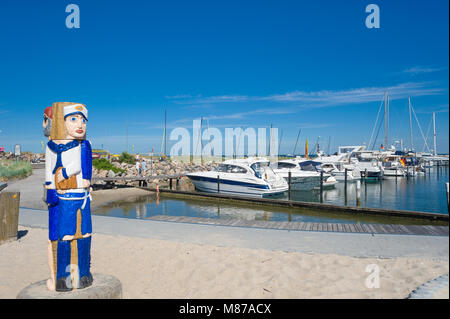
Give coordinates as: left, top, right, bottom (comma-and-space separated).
16, 273, 122, 299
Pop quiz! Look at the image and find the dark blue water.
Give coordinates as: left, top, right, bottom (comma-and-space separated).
92, 166, 449, 224
285, 166, 449, 214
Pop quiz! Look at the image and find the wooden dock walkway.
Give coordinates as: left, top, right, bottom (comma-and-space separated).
147, 215, 449, 237
92, 175, 182, 183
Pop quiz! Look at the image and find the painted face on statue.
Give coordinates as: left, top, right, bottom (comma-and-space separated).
64, 114, 87, 140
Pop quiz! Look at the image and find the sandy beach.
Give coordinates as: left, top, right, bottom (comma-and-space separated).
0, 225, 448, 299
1, 169, 449, 299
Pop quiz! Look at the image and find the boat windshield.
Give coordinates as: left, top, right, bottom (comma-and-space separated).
215, 164, 247, 174
274, 162, 297, 169
299, 161, 322, 172
250, 162, 270, 178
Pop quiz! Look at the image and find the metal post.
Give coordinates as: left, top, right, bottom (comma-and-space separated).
288, 171, 292, 201
320, 170, 323, 203
344, 168, 348, 205
344, 168, 348, 187
446, 182, 449, 213
364, 178, 367, 203
217, 175, 220, 193
356, 180, 361, 207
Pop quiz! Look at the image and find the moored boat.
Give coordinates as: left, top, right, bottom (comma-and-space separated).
186, 158, 288, 198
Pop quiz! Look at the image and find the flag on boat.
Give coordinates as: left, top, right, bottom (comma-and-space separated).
400, 158, 406, 167
380, 144, 384, 150
305, 138, 309, 158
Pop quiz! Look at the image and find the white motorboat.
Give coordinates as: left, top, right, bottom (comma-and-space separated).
338, 146, 383, 180
186, 158, 288, 198
297, 160, 338, 189
320, 162, 361, 181
270, 159, 322, 191
380, 155, 406, 178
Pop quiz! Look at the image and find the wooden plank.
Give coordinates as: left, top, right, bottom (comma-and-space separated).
0, 192, 20, 243
434, 226, 449, 236
278, 222, 290, 230
380, 224, 395, 234
346, 224, 357, 233
272, 222, 285, 229
354, 223, 364, 233
288, 222, 300, 230
423, 225, 439, 236
367, 224, 378, 234
398, 225, 413, 234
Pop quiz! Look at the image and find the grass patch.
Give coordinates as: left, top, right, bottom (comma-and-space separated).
0, 160, 32, 181
119, 152, 136, 165
93, 158, 125, 174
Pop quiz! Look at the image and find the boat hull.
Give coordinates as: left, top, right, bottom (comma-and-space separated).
187, 175, 287, 198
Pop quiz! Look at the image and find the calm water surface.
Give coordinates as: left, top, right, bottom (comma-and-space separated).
93, 167, 449, 224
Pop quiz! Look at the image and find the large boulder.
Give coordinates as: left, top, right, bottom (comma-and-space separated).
107, 170, 116, 178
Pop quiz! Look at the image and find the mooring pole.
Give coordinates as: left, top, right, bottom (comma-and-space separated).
344, 168, 348, 205
446, 182, 449, 213
288, 171, 292, 201
320, 170, 323, 203
356, 180, 361, 207
217, 175, 220, 193
365, 169, 368, 182
344, 168, 348, 188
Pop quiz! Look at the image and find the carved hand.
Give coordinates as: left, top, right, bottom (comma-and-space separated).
81, 179, 90, 188
56, 170, 65, 183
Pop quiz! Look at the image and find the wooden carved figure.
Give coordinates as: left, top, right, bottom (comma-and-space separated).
44, 102, 93, 292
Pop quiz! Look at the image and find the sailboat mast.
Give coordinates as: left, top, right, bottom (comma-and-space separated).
164, 109, 167, 157
327, 136, 331, 155
126, 120, 129, 153
409, 97, 413, 151
384, 94, 389, 149
293, 128, 301, 156
433, 112, 437, 156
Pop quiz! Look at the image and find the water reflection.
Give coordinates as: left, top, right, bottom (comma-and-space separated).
92, 167, 448, 225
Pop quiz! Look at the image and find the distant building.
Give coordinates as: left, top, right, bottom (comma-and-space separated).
92, 149, 110, 160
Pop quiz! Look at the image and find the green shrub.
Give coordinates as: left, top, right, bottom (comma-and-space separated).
0, 160, 32, 181
93, 158, 125, 174
119, 152, 135, 165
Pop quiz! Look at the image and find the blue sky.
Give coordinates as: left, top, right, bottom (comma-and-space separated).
0, 0, 448, 155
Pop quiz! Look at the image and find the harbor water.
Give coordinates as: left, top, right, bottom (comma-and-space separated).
92, 166, 449, 225
285, 166, 449, 215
